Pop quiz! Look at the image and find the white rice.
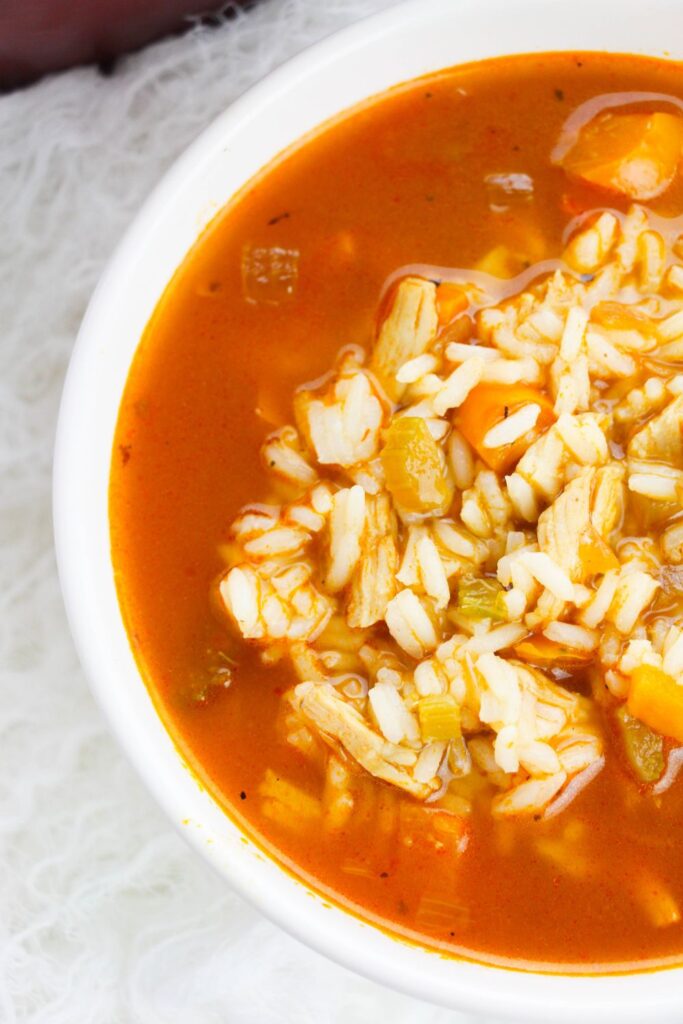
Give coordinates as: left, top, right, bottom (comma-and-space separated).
368, 682, 419, 744
325, 486, 366, 592
433, 355, 485, 415
396, 352, 439, 384
464, 622, 528, 654
518, 551, 575, 602
543, 621, 599, 651
385, 589, 439, 660
482, 403, 540, 449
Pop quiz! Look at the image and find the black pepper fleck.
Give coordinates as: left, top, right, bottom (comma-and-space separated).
119, 444, 132, 465
554, 88, 565, 101
503, 405, 509, 419
380, 871, 389, 878
240, 791, 247, 800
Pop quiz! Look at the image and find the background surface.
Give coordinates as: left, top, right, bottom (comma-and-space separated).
0, 2, 499, 1020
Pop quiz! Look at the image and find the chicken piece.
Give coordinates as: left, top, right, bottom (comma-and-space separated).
662, 520, 683, 565
346, 493, 399, 628
294, 363, 384, 468
537, 465, 625, 582
628, 395, 683, 464
295, 683, 434, 798
219, 563, 333, 643
371, 277, 438, 402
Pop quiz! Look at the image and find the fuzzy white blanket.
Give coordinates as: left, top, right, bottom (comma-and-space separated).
0, 3, 488, 1020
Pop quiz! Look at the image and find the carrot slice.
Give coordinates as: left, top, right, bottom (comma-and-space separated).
455, 383, 555, 473
513, 636, 594, 669
436, 283, 468, 326
578, 534, 620, 576
560, 111, 683, 201
628, 665, 683, 744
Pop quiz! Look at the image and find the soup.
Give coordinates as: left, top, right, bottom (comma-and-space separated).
110, 52, 683, 971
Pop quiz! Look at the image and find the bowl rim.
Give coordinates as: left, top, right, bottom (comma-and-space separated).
53, 0, 683, 1016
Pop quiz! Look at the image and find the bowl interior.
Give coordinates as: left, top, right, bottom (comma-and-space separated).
54, 0, 683, 1017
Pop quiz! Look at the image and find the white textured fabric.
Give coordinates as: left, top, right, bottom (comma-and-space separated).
0, 2, 488, 1021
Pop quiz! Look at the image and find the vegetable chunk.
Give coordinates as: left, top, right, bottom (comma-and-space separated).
381, 417, 453, 514
456, 383, 555, 473
559, 111, 683, 201
628, 665, 683, 744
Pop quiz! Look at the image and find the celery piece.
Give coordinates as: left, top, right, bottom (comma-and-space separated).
418, 694, 461, 742
615, 704, 664, 783
380, 417, 453, 514
457, 575, 507, 622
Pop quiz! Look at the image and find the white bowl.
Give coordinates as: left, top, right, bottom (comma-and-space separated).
54, 0, 683, 1017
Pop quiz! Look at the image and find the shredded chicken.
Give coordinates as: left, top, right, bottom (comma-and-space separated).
537, 465, 625, 582
370, 277, 438, 401
295, 682, 435, 798
346, 493, 399, 627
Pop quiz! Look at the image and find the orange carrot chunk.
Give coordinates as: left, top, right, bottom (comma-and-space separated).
455, 382, 555, 473
559, 111, 683, 201
513, 636, 594, 669
628, 665, 683, 744
436, 283, 469, 326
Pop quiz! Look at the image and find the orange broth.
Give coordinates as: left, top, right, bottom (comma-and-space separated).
110, 52, 683, 970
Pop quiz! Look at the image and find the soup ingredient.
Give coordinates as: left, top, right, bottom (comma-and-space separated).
456, 383, 555, 472
241, 244, 300, 304
436, 282, 469, 326
559, 110, 683, 200
371, 277, 438, 401
456, 575, 508, 621
614, 704, 664, 782
628, 665, 683, 744
417, 694, 462, 741
380, 417, 453, 514
513, 635, 594, 668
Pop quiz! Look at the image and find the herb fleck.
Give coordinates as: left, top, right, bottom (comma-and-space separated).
267, 211, 290, 226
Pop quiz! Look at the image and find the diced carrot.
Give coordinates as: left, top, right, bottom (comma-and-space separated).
578, 534, 620, 576
559, 111, 683, 201
513, 635, 594, 669
455, 383, 555, 473
628, 665, 683, 743
436, 283, 469, 326
592, 301, 658, 337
